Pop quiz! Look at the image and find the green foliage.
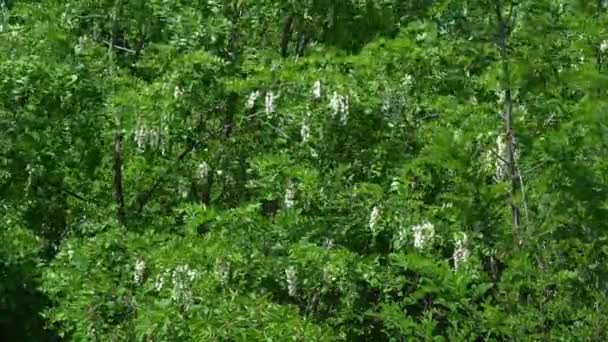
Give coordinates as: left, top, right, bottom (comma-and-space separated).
2, 0, 608, 340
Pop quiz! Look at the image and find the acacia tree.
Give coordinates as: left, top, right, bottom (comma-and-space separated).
2, 0, 608, 340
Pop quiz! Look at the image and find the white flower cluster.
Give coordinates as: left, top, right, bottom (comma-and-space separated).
214, 260, 231, 285
312, 80, 322, 99
322, 237, 335, 249
171, 264, 198, 311
368, 206, 382, 234
494, 134, 519, 182
300, 120, 311, 142
322, 263, 341, 284
173, 86, 184, 99
389, 178, 400, 193
154, 270, 169, 292
197, 161, 210, 181
155, 265, 198, 311
265, 91, 278, 115
600, 40, 608, 54
285, 266, 298, 297
495, 134, 507, 181
329, 91, 349, 125
284, 181, 297, 209
402, 74, 414, 88
393, 227, 408, 250
412, 221, 435, 250
74, 35, 90, 55
245, 90, 261, 109
133, 125, 162, 153
133, 259, 146, 285
453, 232, 470, 271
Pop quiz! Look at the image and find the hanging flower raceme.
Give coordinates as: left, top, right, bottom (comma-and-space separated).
171, 264, 198, 312
133, 124, 163, 153
197, 161, 210, 181
329, 91, 349, 125
173, 86, 184, 99
600, 40, 608, 54
300, 119, 311, 143
133, 258, 146, 285
393, 227, 408, 250
285, 266, 298, 297
453, 232, 470, 271
265, 91, 278, 115
245, 90, 260, 109
214, 260, 231, 285
312, 80, 322, 99
495, 134, 507, 181
284, 181, 297, 209
494, 133, 519, 182
369, 206, 382, 235
154, 269, 170, 292
412, 221, 435, 250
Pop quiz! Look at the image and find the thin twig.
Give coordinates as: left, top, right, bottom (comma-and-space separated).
113, 132, 126, 224
515, 157, 530, 225
101, 40, 137, 54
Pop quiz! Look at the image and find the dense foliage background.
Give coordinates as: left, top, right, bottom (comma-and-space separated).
2, 0, 608, 340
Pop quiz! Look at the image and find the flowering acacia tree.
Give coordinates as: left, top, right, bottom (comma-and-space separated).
2, 0, 608, 340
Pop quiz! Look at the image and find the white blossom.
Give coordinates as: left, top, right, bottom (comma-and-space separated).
285, 266, 298, 297
197, 161, 210, 181
389, 178, 400, 192
133, 259, 146, 285
381, 97, 391, 113
600, 40, 608, 53
133, 125, 163, 153
322, 237, 335, 249
453, 233, 470, 271
402, 74, 413, 88
495, 134, 507, 181
265, 91, 277, 115
245, 90, 260, 109
393, 227, 408, 250
173, 86, 183, 99
300, 120, 311, 142
312, 80, 322, 99
369, 206, 382, 234
74, 35, 89, 54
284, 181, 297, 209
134, 126, 147, 152
329, 91, 349, 125
154, 273, 165, 292
497, 90, 506, 105
412, 221, 435, 250
322, 264, 340, 284
171, 264, 198, 311
494, 134, 519, 182
214, 260, 231, 285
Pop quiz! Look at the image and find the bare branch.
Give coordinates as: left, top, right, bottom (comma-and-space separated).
101, 40, 137, 54
495, 0, 522, 247
113, 132, 126, 225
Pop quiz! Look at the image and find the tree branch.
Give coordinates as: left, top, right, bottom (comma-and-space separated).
113, 132, 126, 225
495, 0, 522, 247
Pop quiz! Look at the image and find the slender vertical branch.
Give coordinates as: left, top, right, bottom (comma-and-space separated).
280, 15, 295, 57
113, 132, 126, 225
495, 0, 522, 246
108, 0, 126, 226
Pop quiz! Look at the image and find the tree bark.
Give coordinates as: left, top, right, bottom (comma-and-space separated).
495, 0, 521, 246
